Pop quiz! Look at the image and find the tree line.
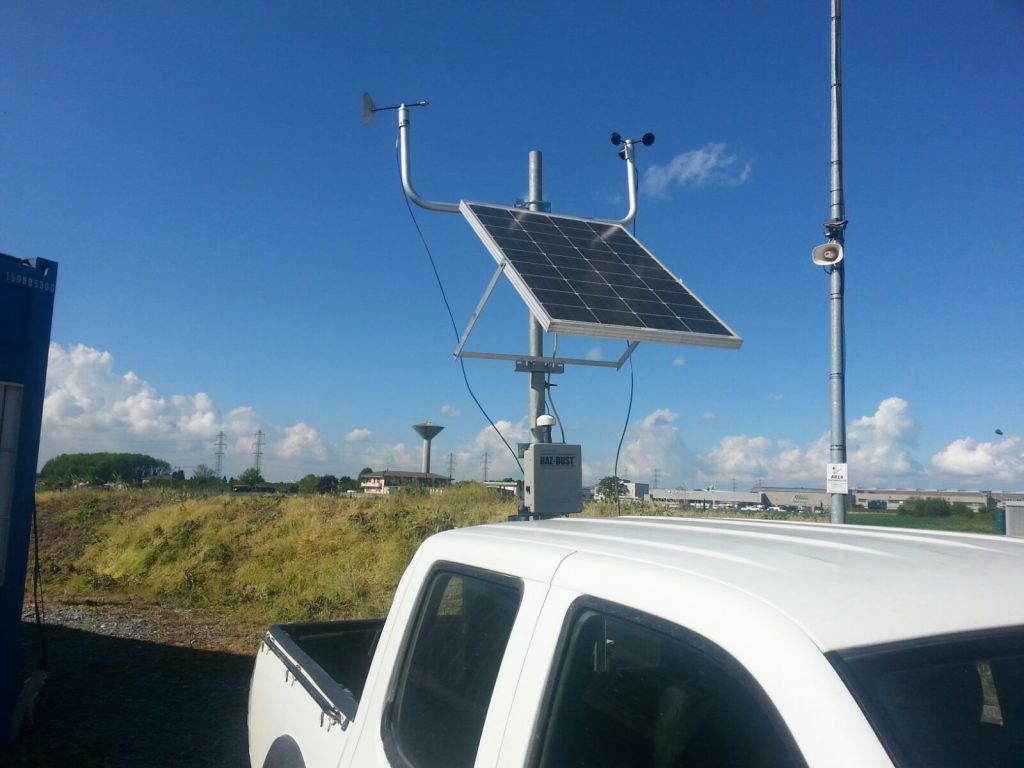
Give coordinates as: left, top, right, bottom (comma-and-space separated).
39, 453, 171, 487
38, 452, 374, 494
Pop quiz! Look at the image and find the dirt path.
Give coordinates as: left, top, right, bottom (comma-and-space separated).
4, 599, 259, 767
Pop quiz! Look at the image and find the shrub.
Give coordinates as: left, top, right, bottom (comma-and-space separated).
902, 497, 953, 517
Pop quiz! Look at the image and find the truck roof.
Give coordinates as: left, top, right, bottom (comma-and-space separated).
439, 516, 1024, 652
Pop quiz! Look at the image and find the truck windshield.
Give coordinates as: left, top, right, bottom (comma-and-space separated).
831, 627, 1024, 767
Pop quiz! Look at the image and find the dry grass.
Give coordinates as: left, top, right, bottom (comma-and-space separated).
34, 485, 515, 629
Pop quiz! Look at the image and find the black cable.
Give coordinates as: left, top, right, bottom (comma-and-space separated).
31, 498, 49, 670
545, 375, 566, 444
396, 147, 524, 474
545, 334, 566, 443
612, 345, 635, 515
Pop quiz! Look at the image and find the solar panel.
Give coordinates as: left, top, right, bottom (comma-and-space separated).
460, 201, 742, 349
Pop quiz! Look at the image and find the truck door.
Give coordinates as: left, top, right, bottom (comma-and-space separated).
526, 598, 807, 768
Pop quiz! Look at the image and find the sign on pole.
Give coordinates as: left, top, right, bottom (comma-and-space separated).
826, 463, 849, 494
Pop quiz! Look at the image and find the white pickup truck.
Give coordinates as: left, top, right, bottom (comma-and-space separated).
248, 516, 1024, 767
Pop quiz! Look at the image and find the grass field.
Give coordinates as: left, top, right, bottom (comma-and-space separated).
29, 487, 1002, 634
847, 510, 1000, 534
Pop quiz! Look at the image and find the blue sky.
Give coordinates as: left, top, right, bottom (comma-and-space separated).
4, 1, 1022, 489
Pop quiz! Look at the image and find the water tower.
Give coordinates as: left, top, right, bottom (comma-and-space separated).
412, 422, 444, 474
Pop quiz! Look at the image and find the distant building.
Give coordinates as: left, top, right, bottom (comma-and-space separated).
141, 474, 177, 485
748, 487, 830, 510
993, 491, 1024, 508
594, 482, 650, 503
483, 481, 520, 498
622, 482, 650, 503
639, 484, 1017, 513
651, 488, 763, 509
752, 486, 996, 511
360, 470, 452, 496
1006, 501, 1024, 538
853, 488, 993, 511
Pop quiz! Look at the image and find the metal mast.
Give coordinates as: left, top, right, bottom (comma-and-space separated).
828, 0, 848, 523
527, 150, 546, 441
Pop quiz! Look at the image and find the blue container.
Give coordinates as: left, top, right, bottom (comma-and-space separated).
0, 253, 58, 742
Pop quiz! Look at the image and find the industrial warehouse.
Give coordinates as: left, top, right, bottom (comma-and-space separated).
642, 486, 1023, 512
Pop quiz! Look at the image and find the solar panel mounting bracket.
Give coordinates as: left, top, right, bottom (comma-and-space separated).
454, 261, 507, 359
515, 198, 551, 212
456, 343, 639, 371
453, 257, 641, 369
515, 360, 565, 374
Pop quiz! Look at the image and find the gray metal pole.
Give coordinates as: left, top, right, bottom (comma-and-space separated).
528, 150, 546, 441
829, 0, 848, 524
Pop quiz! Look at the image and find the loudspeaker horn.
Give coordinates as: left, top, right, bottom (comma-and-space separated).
812, 242, 844, 266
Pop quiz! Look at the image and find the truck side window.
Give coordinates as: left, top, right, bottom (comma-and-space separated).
534, 603, 804, 768
385, 566, 522, 768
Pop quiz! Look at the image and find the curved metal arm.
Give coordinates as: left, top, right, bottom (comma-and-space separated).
398, 103, 639, 224
399, 105, 460, 214
605, 140, 638, 227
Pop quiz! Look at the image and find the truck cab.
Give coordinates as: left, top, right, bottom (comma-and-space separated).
249, 517, 1024, 767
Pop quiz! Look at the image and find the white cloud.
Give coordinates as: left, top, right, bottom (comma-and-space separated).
44, 344, 173, 435
672, 356, 686, 368
346, 427, 372, 443
769, 394, 784, 402
617, 409, 680, 480
846, 397, 919, 478
441, 404, 462, 418
700, 397, 919, 486
442, 419, 531, 482
703, 434, 782, 478
276, 423, 329, 461
584, 409, 695, 486
701, 412, 716, 421
642, 143, 752, 197
931, 436, 1023, 483
586, 347, 604, 361
43, 344, 215, 449
353, 442, 419, 473
41, 343, 333, 479
223, 406, 260, 455
171, 393, 219, 436
485, 419, 530, 443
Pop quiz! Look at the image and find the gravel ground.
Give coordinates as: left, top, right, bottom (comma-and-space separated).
2, 598, 259, 767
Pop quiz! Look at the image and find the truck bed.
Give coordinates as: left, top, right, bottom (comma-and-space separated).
263, 618, 385, 723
